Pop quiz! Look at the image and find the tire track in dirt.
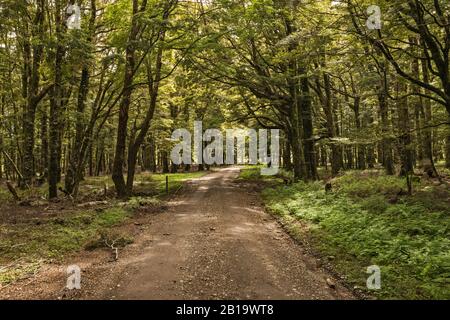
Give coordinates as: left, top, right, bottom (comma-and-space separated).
100, 167, 354, 300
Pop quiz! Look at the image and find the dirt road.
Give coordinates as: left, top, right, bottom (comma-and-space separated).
0, 167, 353, 300
96, 167, 352, 300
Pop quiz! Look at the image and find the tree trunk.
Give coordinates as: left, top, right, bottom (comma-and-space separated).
283, 16, 306, 181
396, 78, 414, 176
125, 21, 166, 194
283, 134, 292, 171
323, 73, 341, 176
378, 78, 394, 175
162, 151, 170, 174
300, 73, 317, 180
65, 0, 98, 195
420, 54, 438, 176
353, 97, 366, 170
40, 104, 48, 177
65, 56, 92, 193
48, 0, 64, 199
365, 112, 375, 168
288, 106, 306, 181
445, 127, 450, 169
143, 136, 157, 172
346, 147, 353, 169
21, 0, 45, 187
112, 0, 146, 198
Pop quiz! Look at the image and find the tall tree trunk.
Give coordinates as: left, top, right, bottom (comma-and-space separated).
288, 109, 306, 181
320, 147, 327, 169
112, 0, 147, 198
283, 133, 292, 171
21, 0, 46, 187
125, 19, 167, 194
162, 151, 169, 174
414, 102, 423, 165
48, 0, 64, 199
353, 97, 366, 170
144, 135, 157, 172
410, 37, 424, 168
378, 65, 394, 175
365, 112, 375, 168
420, 52, 438, 176
300, 73, 317, 180
323, 73, 341, 176
65, 0, 97, 195
396, 78, 414, 176
283, 14, 306, 181
346, 147, 353, 169
89, 144, 94, 176
40, 103, 48, 177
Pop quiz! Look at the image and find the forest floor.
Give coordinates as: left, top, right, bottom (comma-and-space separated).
0, 167, 354, 300
1, 165, 448, 300
245, 166, 450, 300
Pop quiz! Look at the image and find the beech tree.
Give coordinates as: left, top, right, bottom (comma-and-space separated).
0, 0, 449, 199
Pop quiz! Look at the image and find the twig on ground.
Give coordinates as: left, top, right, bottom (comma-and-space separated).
104, 239, 119, 261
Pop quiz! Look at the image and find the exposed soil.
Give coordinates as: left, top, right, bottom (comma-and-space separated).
0, 167, 354, 300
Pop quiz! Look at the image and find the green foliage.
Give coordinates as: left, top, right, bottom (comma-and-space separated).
238, 165, 286, 183
0, 207, 130, 265
0, 171, 208, 202
0, 260, 42, 286
262, 172, 450, 299
0, 206, 131, 284
0, 171, 204, 263
333, 171, 407, 197
238, 166, 263, 180
1, 0, 449, 299
150, 172, 209, 194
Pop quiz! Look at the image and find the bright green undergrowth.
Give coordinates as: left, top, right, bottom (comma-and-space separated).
0, 171, 208, 202
248, 169, 450, 299
143, 172, 208, 194
69, 171, 208, 196
238, 165, 288, 183
238, 166, 264, 180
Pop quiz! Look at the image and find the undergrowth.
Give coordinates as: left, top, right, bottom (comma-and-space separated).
245, 169, 450, 299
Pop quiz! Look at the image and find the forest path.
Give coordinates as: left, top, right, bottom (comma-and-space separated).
91, 167, 353, 300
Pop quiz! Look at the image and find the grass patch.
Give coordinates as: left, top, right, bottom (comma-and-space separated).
261, 171, 450, 300
238, 165, 286, 184
0, 207, 130, 262
239, 166, 264, 180
82, 171, 208, 196
149, 172, 208, 194
0, 171, 208, 202
0, 207, 130, 285
0, 260, 42, 286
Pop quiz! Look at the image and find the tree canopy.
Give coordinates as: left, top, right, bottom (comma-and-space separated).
0, 0, 449, 198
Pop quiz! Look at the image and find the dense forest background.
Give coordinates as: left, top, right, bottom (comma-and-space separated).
0, 0, 449, 301
0, 0, 449, 197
